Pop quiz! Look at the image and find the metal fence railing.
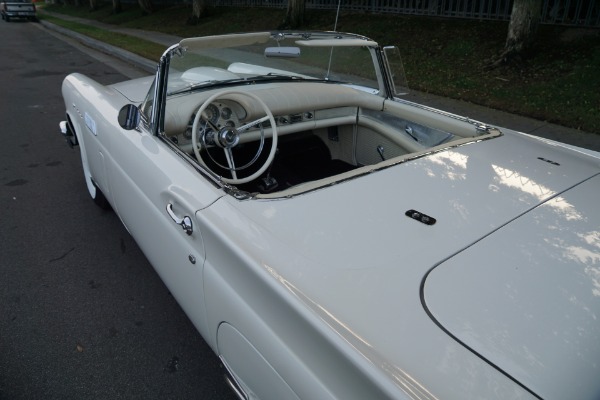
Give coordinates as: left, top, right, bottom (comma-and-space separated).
213, 0, 600, 27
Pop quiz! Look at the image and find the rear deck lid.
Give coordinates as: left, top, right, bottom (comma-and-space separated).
423, 175, 600, 400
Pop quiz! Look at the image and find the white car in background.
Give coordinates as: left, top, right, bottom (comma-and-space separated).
60, 31, 600, 400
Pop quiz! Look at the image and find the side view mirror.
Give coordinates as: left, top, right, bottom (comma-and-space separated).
118, 104, 141, 130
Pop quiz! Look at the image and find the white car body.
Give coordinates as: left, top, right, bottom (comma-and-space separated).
60, 31, 600, 400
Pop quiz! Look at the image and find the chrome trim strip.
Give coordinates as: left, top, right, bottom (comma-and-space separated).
389, 97, 494, 132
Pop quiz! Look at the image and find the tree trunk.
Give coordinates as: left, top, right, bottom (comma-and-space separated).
137, 0, 153, 15
188, 0, 209, 24
505, 0, 542, 55
112, 0, 122, 14
490, 0, 542, 67
283, 0, 305, 28
89, 0, 98, 11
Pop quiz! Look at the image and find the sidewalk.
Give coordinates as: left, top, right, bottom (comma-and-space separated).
39, 10, 600, 151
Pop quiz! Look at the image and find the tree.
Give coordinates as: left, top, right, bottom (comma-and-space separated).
282, 0, 305, 29
188, 0, 211, 24
490, 0, 542, 67
137, 0, 153, 15
89, 0, 98, 11
112, 0, 122, 14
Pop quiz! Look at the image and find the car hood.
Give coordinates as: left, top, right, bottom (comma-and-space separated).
212, 131, 600, 399
110, 76, 155, 103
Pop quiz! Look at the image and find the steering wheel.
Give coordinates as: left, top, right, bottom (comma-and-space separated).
191, 90, 278, 185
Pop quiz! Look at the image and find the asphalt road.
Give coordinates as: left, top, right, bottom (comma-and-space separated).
0, 20, 236, 400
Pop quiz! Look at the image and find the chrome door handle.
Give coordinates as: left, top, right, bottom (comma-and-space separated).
166, 203, 193, 235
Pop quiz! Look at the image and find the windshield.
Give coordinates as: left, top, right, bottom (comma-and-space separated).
166, 32, 381, 96
143, 31, 494, 199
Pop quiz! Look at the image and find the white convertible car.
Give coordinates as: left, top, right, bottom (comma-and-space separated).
60, 31, 600, 400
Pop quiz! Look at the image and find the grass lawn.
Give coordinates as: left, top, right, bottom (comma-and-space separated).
40, 3, 600, 133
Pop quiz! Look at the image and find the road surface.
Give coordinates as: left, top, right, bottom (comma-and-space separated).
0, 20, 236, 400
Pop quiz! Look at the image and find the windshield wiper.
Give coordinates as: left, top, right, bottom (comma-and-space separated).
253, 73, 306, 81
169, 78, 271, 95
168, 75, 306, 96
168, 81, 221, 96
168, 74, 349, 96
256, 74, 355, 86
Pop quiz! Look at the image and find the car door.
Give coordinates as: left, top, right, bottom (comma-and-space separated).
105, 121, 223, 340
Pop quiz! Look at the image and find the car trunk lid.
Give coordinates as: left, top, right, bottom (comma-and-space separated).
423, 174, 600, 400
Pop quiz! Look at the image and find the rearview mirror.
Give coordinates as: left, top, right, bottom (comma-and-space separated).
264, 47, 301, 58
118, 104, 141, 130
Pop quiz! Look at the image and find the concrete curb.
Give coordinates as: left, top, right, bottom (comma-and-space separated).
40, 19, 157, 74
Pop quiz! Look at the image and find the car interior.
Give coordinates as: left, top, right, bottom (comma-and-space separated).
162, 76, 498, 198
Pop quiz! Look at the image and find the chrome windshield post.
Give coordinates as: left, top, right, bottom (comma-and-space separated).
150, 44, 181, 135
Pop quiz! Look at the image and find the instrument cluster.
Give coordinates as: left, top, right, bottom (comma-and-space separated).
184, 100, 247, 140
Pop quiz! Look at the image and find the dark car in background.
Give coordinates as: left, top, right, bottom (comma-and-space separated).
1, 0, 36, 21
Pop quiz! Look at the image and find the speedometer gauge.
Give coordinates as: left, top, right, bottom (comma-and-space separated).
221, 107, 232, 120
203, 104, 219, 124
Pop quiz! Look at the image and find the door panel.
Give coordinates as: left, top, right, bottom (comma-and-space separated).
106, 125, 223, 339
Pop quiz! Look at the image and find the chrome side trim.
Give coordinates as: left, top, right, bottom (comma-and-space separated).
389, 97, 494, 133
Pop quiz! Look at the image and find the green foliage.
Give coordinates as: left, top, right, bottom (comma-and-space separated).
40, 4, 600, 133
